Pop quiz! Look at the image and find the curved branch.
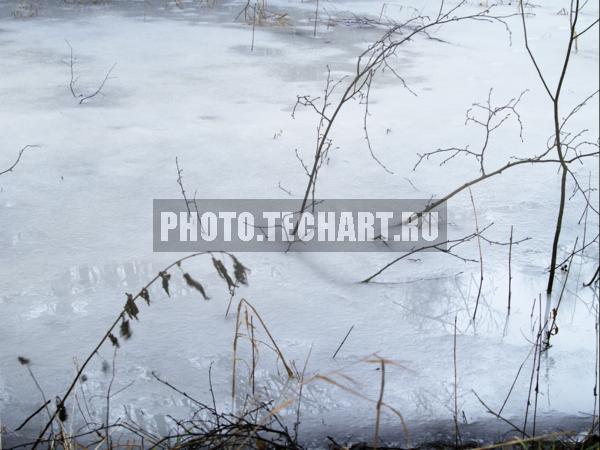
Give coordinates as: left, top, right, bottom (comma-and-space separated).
0, 145, 39, 177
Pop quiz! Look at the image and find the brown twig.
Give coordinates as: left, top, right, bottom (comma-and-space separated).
373, 358, 385, 449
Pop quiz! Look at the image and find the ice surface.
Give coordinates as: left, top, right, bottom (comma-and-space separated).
0, 0, 598, 446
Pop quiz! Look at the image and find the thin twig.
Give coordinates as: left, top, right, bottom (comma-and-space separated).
332, 325, 354, 359
15, 400, 51, 431
0, 145, 38, 177
373, 358, 385, 449
79, 63, 117, 105
469, 188, 484, 322
453, 315, 461, 448
508, 225, 513, 311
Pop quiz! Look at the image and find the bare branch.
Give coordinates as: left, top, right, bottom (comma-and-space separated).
79, 63, 117, 105
0, 145, 39, 177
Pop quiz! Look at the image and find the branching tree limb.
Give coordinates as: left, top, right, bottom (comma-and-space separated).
291, 2, 516, 235
413, 89, 527, 174
78, 63, 116, 105
518, 0, 598, 293
64, 41, 116, 105
364, 222, 530, 283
